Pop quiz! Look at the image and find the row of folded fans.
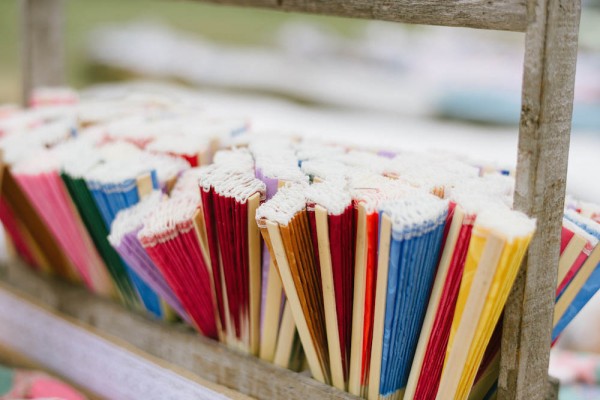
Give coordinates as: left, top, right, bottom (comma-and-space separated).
1, 87, 599, 400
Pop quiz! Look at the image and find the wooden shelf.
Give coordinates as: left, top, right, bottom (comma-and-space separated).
0, 261, 359, 400
14, 0, 583, 399
189, 0, 528, 32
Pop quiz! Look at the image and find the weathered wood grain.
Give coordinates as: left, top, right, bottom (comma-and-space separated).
498, 0, 581, 399
187, 0, 528, 32
21, 0, 65, 105
1, 261, 359, 400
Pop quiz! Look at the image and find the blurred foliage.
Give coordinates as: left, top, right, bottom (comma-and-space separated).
0, 1, 19, 102
0, 0, 597, 103
0, 0, 367, 102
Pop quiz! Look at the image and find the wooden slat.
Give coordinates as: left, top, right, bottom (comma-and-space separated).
191, 0, 528, 32
498, 0, 581, 399
21, 0, 65, 105
0, 285, 253, 400
1, 261, 359, 400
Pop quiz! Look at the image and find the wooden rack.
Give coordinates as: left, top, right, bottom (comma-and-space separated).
16, 0, 582, 399
1, 262, 351, 400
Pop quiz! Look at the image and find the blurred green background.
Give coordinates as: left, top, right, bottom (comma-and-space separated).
0, 0, 597, 105
0, 0, 370, 103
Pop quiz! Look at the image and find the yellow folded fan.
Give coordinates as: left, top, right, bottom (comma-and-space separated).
436, 208, 535, 400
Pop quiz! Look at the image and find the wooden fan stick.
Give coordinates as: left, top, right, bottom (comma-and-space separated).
193, 209, 225, 342
368, 213, 392, 400
436, 234, 505, 400
247, 193, 262, 356
266, 219, 328, 384
404, 205, 465, 399
348, 203, 368, 395
315, 205, 345, 390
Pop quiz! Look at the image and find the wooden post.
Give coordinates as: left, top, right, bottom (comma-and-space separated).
21, 0, 65, 105
498, 0, 581, 399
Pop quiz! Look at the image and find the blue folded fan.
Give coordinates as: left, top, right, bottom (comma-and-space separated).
378, 195, 448, 398
553, 211, 600, 341
86, 167, 164, 318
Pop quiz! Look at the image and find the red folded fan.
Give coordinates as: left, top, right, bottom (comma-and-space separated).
411, 203, 474, 399
198, 159, 265, 353
557, 219, 597, 296
328, 204, 356, 383
347, 174, 415, 397
0, 197, 38, 267
309, 200, 355, 389
11, 152, 113, 295
139, 173, 218, 339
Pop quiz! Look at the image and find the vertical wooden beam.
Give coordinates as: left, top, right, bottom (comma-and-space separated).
498, 0, 581, 399
21, 0, 65, 105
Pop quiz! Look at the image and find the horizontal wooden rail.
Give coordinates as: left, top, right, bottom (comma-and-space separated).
0, 261, 358, 400
189, 0, 528, 32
